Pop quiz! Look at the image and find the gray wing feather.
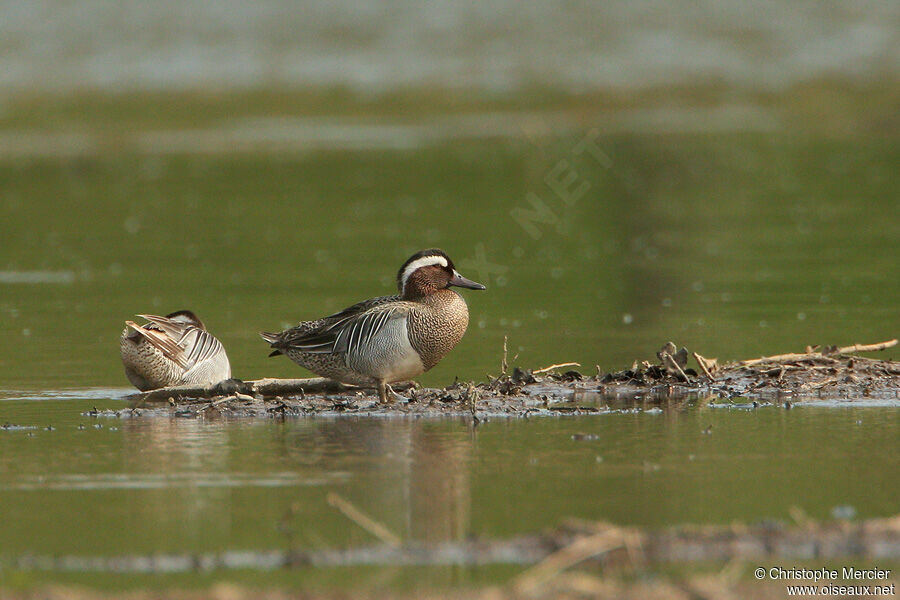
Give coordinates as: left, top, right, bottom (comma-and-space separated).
289, 305, 405, 355
270, 295, 405, 354
333, 307, 399, 354
138, 314, 224, 369
183, 329, 225, 369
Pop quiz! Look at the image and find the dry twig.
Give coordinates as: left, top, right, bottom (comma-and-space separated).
740, 339, 897, 366
837, 339, 897, 354
533, 362, 582, 375
501, 335, 508, 376
659, 352, 689, 382
135, 378, 413, 403
692, 352, 715, 381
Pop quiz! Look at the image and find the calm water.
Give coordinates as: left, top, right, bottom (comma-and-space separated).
0, 92, 898, 579
1, 397, 898, 559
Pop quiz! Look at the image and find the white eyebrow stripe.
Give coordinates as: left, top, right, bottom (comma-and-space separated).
400, 256, 448, 292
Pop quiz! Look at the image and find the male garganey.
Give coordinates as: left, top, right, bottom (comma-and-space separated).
261, 249, 485, 402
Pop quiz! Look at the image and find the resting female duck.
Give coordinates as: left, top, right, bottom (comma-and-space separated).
120, 310, 231, 391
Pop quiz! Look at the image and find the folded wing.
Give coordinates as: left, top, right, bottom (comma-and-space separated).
270, 303, 407, 356
130, 314, 224, 372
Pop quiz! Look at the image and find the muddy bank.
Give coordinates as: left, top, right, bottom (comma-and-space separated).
101, 340, 899, 419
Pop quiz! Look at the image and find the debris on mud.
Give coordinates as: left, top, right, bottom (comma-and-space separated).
111, 339, 899, 419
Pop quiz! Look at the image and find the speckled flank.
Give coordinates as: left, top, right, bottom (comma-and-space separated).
121, 329, 176, 390
281, 347, 375, 386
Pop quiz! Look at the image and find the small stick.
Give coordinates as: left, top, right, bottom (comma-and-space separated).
741, 352, 817, 366
837, 339, 897, 354
134, 378, 348, 402
252, 378, 354, 397
660, 352, 689, 382
740, 339, 897, 366
196, 396, 231, 414
811, 377, 839, 390
466, 383, 479, 418
533, 362, 581, 375
501, 335, 508, 376
133, 378, 415, 403
692, 352, 714, 381
326, 492, 401, 548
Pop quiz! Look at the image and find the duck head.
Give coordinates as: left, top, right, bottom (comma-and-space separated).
164, 309, 206, 330
397, 248, 486, 299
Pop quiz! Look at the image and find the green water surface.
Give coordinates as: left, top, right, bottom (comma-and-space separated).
0, 399, 897, 558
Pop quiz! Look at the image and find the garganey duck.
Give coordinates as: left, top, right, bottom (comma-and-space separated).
261, 249, 486, 402
120, 310, 231, 391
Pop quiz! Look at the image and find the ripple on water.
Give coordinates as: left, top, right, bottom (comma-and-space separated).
0, 388, 134, 402
0, 471, 349, 492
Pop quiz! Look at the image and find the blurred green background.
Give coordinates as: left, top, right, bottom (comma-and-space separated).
0, 84, 897, 390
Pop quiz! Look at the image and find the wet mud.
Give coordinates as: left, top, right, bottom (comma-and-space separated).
98, 340, 900, 419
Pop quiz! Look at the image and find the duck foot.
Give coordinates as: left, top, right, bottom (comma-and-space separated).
387, 384, 410, 404
377, 381, 409, 404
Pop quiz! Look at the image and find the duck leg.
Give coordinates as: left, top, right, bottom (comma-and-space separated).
385, 383, 409, 404
377, 380, 408, 404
